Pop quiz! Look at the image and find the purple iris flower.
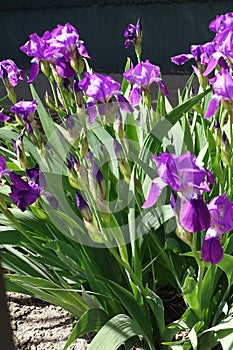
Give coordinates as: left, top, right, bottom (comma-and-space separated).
0, 59, 24, 87
9, 172, 41, 211
20, 32, 54, 83
9, 164, 58, 211
0, 156, 7, 178
171, 54, 193, 66
124, 19, 142, 48
171, 43, 215, 66
20, 32, 53, 61
209, 12, 233, 33
78, 72, 132, 123
171, 41, 228, 79
123, 60, 169, 106
201, 193, 233, 264
55, 56, 76, 79
205, 69, 233, 119
47, 23, 91, 61
10, 100, 38, 119
142, 151, 214, 232
21, 23, 90, 82
0, 113, 10, 122
10, 100, 38, 132
200, 13, 233, 76
79, 72, 120, 102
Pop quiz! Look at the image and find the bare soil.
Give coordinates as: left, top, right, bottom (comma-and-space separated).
7, 293, 89, 350
7, 285, 187, 349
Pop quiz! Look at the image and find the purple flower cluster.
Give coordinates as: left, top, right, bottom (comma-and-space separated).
20, 23, 90, 82
205, 69, 233, 118
171, 11, 233, 117
78, 72, 133, 123
123, 60, 169, 106
10, 100, 38, 132
142, 151, 233, 264
0, 158, 57, 212
201, 194, 233, 264
0, 59, 24, 87
124, 19, 142, 49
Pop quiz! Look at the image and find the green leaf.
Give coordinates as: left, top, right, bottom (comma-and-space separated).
6, 278, 83, 317
181, 115, 193, 153
0, 227, 22, 244
206, 127, 224, 187
88, 314, 154, 350
63, 308, 110, 350
81, 253, 121, 315
125, 113, 140, 152
188, 321, 203, 350
106, 280, 155, 348
201, 314, 233, 334
199, 265, 217, 313
183, 276, 201, 318
140, 88, 211, 162
147, 288, 165, 333
0, 126, 40, 162
181, 73, 195, 101
30, 84, 67, 159
217, 329, 233, 350
218, 254, 233, 285
0, 209, 50, 236
139, 205, 174, 234
87, 121, 119, 178
121, 57, 131, 95
6, 275, 88, 314
1, 250, 45, 277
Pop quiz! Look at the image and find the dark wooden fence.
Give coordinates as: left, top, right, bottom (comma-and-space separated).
0, 1, 232, 72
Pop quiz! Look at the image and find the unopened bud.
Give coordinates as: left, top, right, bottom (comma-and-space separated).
222, 100, 233, 112
65, 114, 80, 148
3, 78, 16, 104
45, 92, 57, 109
50, 63, 62, 86
197, 63, 209, 90
70, 153, 88, 189
92, 162, 106, 201
73, 76, 84, 108
214, 119, 221, 148
143, 88, 151, 108
70, 51, 85, 75
76, 191, 93, 222
176, 224, 192, 247
114, 140, 131, 182
40, 60, 51, 78
30, 201, 48, 220
13, 129, 30, 169
103, 102, 117, 124
221, 131, 231, 166
66, 158, 79, 189
84, 217, 106, 243
80, 133, 89, 159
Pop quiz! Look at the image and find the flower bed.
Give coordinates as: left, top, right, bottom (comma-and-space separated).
0, 12, 233, 350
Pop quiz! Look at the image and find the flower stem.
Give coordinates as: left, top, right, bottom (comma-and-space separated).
191, 233, 204, 286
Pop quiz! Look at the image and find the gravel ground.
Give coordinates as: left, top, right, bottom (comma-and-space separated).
7, 293, 89, 350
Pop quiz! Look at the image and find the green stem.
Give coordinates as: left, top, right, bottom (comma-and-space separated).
191, 234, 204, 287
49, 78, 59, 107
